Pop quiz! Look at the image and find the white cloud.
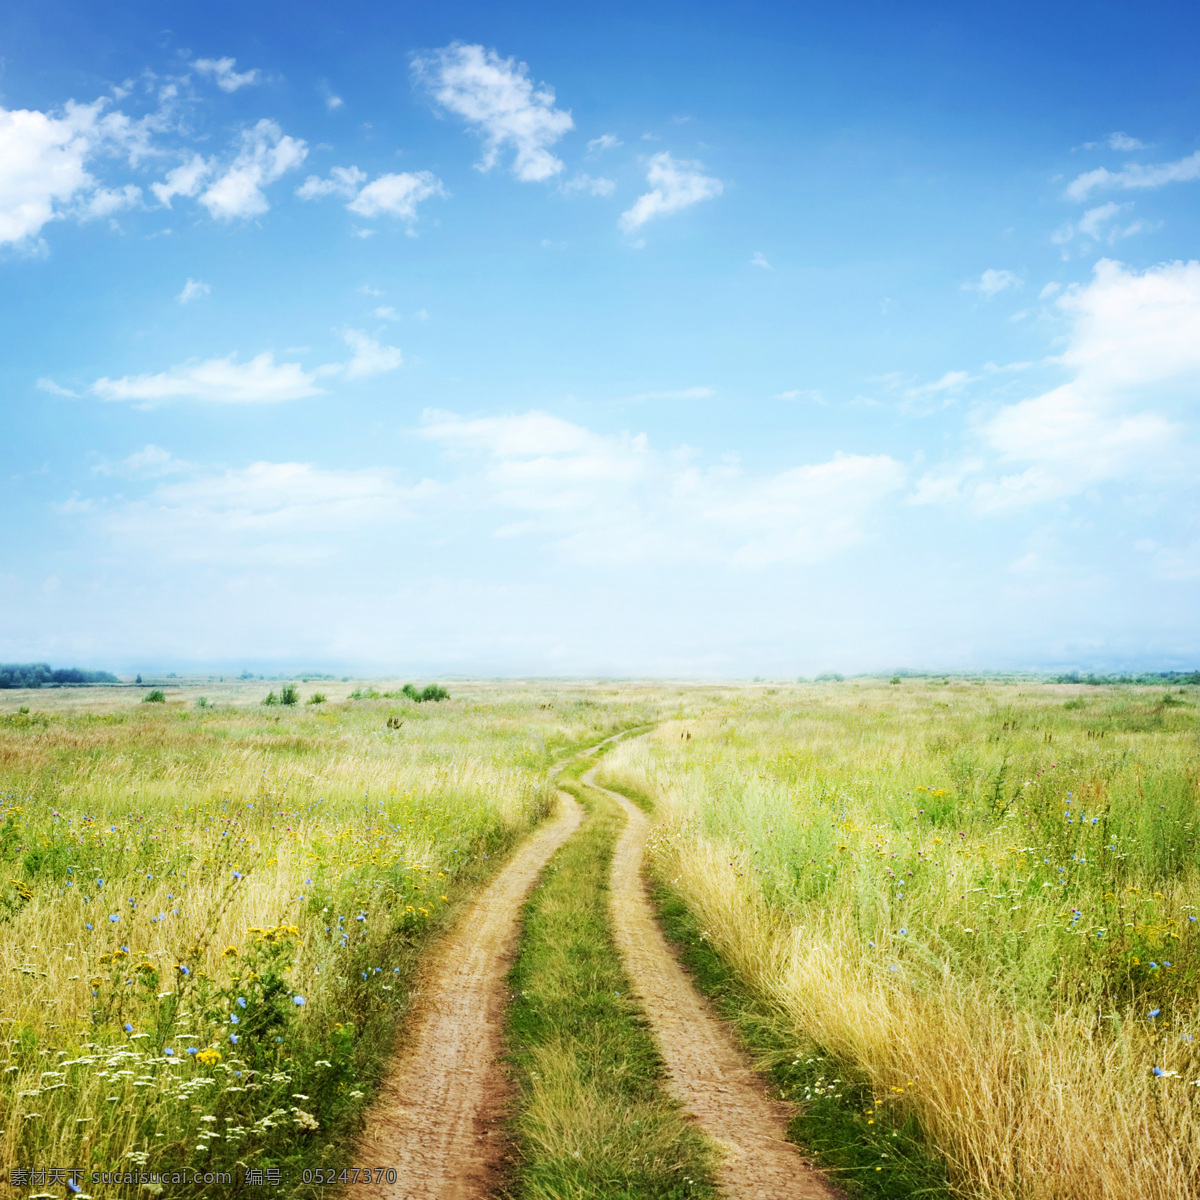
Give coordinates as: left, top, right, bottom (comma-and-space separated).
192, 57, 261, 93
586, 133, 621, 154
561, 173, 616, 196
298, 166, 446, 227
372, 305, 401, 321
1076, 201, 1123, 240
751, 251, 771, 269
1107, 132, 1147, 151
347, 172, 446, 222
176, 278, 210, 304
336, 329, 402, 379
92, 351, 322, 406
921, 258, 1200, 511
1066, 150, 1200, 202
413, 43, 574, 182
151, 154, 211, 208
295, 165, 366, 200
418, 409, 904, 567
963, 268, 1021, 297
618, 152, 723, 232
1039, 281, 1062, 299
326, 95, 345, 111
0, 97, 154, 245
904, 370, 975, 398
199, 120, 307, 220
92, 444, 190, 478
36, 378, 79, 398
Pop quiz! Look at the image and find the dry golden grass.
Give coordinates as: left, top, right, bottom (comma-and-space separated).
598, 681, 1200, 1199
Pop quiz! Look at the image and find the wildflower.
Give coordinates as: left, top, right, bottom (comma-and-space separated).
109, 914, 119, 923
124, 1023, 133, 1033
179, 965, 190, 976
187, 1047, 198, 1055
85, 923, 93, 931
232, 871, 242, 880
898, 928, 907, 936
164, 1048, 175, 1056
1150, 1009, 1162, 1018
230, 1033, 239, 1044
293, 996, 305, 1006
230, 1014, 240, 1024
362, 971, 368, 980
237, 997, 247, 1008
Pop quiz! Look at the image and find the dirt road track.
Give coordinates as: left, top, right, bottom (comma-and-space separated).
352, 788, 583, 1200
586, 767, 841, 1200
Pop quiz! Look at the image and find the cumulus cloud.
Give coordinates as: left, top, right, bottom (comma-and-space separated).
418, 409, 904, 567
1066, 150, 1200, 202
192, 57, 261, 93
963, 268, 1021, 297
916, 258, 1200, 511
150, 154, 211, 208
0, 97, 163, 245
298, 166, 446, 226
92, 351, 322, 406
198, 120, 307, 220
619, 153, 723, 232
176, 278, 210, 304
413, 43, 574, 182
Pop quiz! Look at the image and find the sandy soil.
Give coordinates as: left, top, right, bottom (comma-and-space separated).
586, 768, 842, 1200
350, 789, 584, 1200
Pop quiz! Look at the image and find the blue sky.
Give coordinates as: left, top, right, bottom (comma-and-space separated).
2, 0, 1198, 676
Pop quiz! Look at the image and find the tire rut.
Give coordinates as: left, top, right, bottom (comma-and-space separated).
350, 788, 584, 1200
585, 767, 842, 1200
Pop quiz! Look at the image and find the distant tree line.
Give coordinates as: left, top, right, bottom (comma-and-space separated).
0, 663, 119, 689
1053, 670, 1200, 685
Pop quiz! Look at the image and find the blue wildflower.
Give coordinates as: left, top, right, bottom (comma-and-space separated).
230, 1014, 239, 1024
85, 923, 93, 931
164, 1048, 174, 1056
124, 1023, 133, 1032
294, 995, 305, 1006
108, 913, 119, 923
187, 1047, 198, 1055
230, 1033, 238, 1044
237, 997, 246, 1008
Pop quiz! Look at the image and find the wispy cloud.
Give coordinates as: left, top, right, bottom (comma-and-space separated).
561, 173, 615, 196
963, 268, 1021, 297
619, 152, 723, 232
1066, 150, 1200, 202
92, 352, 322, 406
192, 57, 261, 93
413, 43, 573, 182
586, 133, 621, 154
176, 278, 210, 304
751, 251, 771, 269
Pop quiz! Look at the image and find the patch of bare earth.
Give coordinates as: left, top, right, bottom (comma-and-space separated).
586, 769, 841, 1200
350, 790, 583, 1200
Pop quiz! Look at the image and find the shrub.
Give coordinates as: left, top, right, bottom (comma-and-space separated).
261, 691, 279, 706
280, 685, 299, 706
307, 693, 327, 705
400, 683, 450, 703
195, 697, 210, 709
142, 690, 166, 703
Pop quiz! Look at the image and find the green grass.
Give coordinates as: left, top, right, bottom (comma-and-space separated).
503, 779, 717, 1200
651, 881, 953, 1199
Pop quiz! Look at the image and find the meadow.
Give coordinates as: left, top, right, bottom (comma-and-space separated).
0, 680, 663, 1194
596, 679, 1200, 1199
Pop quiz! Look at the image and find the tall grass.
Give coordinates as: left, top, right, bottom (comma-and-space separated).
0, 685, 661, 1192
597, 681, 1200, 1199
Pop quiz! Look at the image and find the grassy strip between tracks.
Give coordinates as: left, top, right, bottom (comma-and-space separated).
501, 764, 718, 1200
648, 875, 954, 1200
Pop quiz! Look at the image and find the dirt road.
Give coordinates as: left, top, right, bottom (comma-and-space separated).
352, 788, 584, 1200
585, 767, 841, 1200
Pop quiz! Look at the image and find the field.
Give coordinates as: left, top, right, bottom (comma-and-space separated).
596, 679, 1200, 1199
0, 677, 1196, 1199
0, 680, 663, 1192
